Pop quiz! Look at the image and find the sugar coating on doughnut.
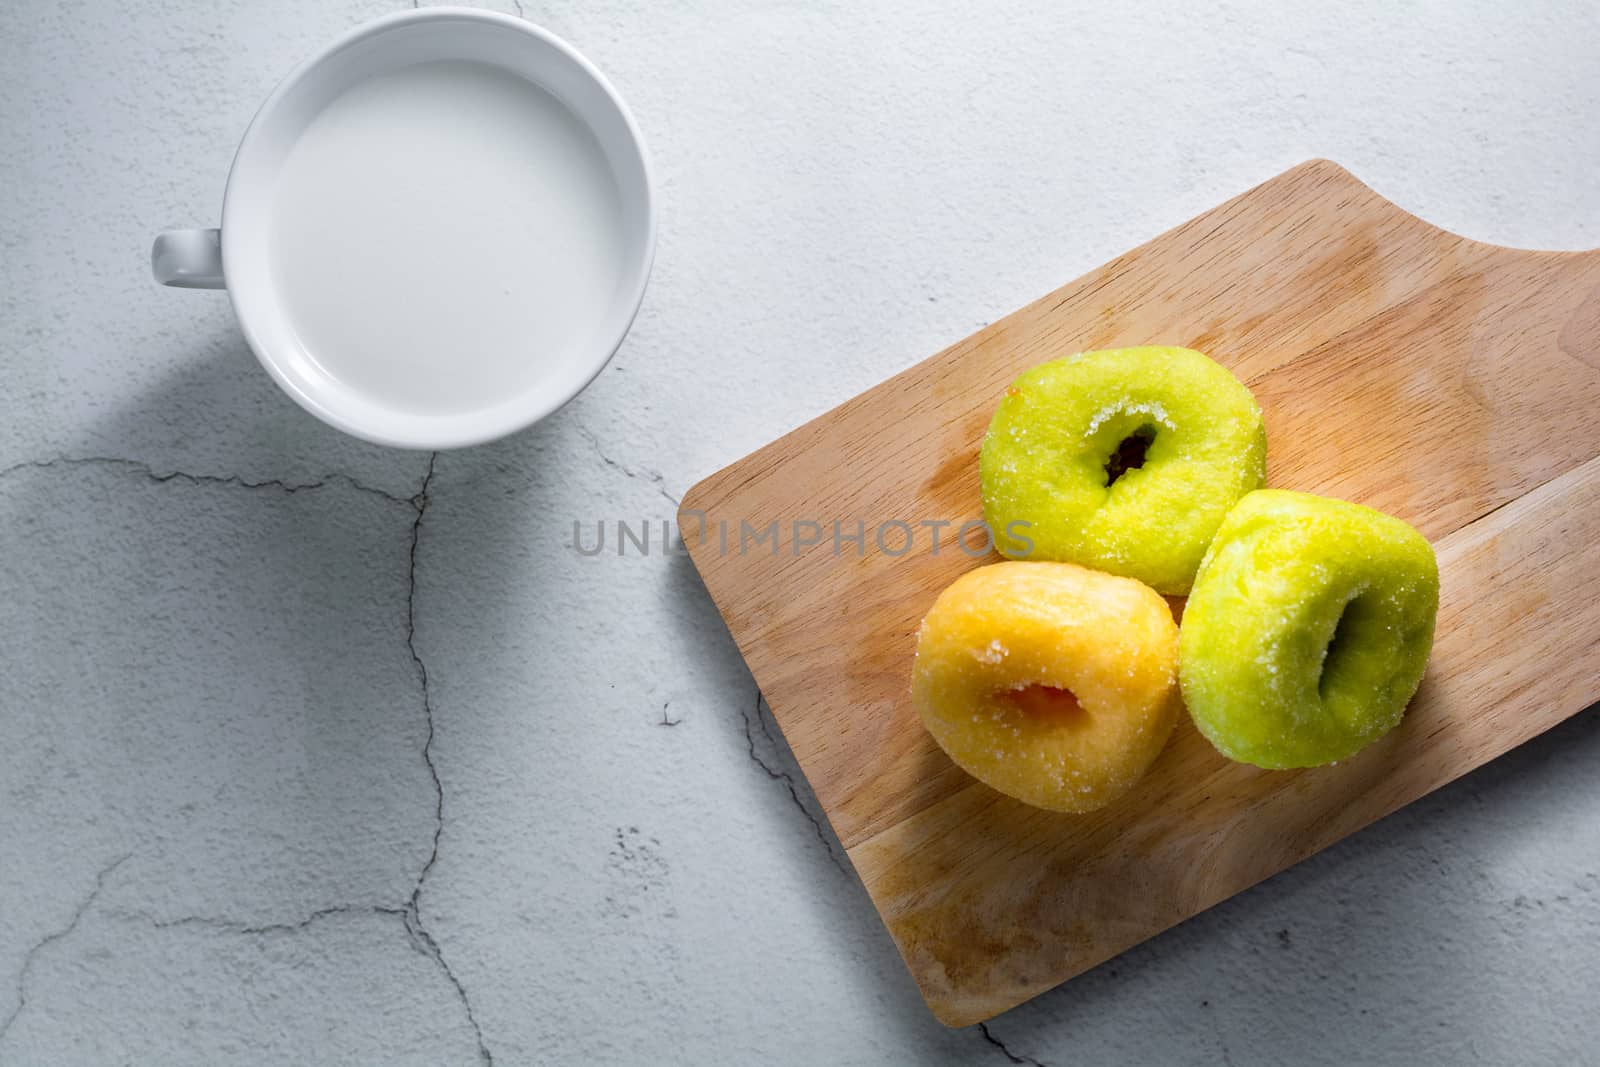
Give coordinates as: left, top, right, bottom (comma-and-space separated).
979, 346, 1266, 595
1179, 489, 1440, 769
911, 561, 1180, 813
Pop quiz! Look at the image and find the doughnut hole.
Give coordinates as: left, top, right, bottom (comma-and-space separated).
1006, 684, 1090, 729
1318, 594, 1368, 701
912, 561, 1180, 813
1104, 425, 1157, 487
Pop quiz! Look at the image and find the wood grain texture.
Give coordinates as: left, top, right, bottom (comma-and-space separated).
679, 160, 1600, 1026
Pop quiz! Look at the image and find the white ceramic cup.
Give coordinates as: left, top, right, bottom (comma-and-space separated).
152, 8, 655, 449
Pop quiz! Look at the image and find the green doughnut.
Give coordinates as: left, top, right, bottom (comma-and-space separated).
1179, 490, 1440, 769
979, 346, 1266, 595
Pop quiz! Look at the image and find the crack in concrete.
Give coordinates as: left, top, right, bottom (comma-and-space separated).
407, 453, 444, 897
403, 453, 493, 1066
396, 905, 491, 1066
117, 903, 397, 937
1, 853, 131, 1047
978, 1022, 1049, 1067
0, 453, 495, 1058
110, 901, 488, 1061
0, 455, 414, 507
574, 423, 681, 507
740, 691, 849, 876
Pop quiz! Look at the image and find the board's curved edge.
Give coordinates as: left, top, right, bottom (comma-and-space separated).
1302, 157, 1600, 259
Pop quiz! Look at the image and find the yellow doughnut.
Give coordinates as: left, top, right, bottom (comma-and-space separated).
911, 561, 1180, 813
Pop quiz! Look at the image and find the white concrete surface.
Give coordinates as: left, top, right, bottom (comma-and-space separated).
2, 1, 1598, 1063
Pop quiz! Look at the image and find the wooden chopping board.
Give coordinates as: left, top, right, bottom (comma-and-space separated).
679, 160, 1600, 1026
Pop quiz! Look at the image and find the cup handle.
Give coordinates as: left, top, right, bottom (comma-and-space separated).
152, 228, 226, 289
